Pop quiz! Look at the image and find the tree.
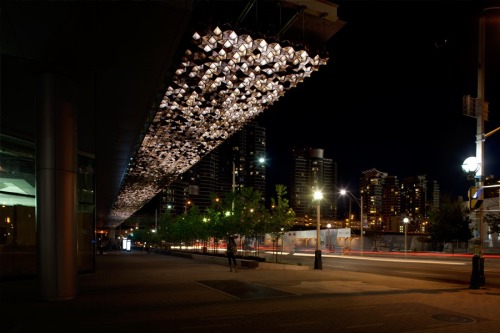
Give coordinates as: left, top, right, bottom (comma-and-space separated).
268, 184, 296, 243
157, 210, 174, 248
151, 184, 297, 256
428, 195, 472, 252
204, 193, 227, 252
235, 187, 264, 237
484, 213, 500, 235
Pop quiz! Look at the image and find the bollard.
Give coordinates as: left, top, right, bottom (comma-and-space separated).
469, 255, 484, 289
479, 256, 485, 286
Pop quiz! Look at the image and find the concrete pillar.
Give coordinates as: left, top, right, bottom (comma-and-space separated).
36, 72, 78, 301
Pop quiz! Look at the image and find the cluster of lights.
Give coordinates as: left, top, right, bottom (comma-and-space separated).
108, 26, 329, 226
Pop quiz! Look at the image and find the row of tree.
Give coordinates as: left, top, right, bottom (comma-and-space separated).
129, 184, 296, 252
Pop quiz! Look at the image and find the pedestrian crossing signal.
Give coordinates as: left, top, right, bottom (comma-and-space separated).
468, 186, 483, 210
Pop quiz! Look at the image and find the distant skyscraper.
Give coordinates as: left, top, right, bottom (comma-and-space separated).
290, 148, 337, 227
226, 120, 267, 202
381, 175, 401, 232
159, 120, 266, 215
360, 169, 440, 233
360, 168, 387, 230
401, 175, 440, 233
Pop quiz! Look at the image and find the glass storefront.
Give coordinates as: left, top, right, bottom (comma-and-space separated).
0, 134, 96, 280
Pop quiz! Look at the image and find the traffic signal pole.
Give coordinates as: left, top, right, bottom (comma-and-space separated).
469, 11, 486, 290
467, 7, 500, 289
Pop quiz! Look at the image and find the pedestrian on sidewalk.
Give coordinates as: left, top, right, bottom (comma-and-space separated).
227, 235, 238, 272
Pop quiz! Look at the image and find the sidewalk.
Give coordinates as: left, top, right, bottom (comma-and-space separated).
1, 250, 500, 333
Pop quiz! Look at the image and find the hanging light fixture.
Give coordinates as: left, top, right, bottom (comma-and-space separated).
104, 0, 352, 227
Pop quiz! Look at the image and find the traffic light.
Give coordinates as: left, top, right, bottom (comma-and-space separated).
468, 186, 484, 210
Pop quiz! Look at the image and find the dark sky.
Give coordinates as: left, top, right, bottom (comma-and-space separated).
257, 0, 500, 200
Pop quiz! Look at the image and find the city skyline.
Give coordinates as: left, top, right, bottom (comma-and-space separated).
257, 0, 500, 200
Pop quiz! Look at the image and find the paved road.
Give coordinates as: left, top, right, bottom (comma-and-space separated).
1, 250, 500, 333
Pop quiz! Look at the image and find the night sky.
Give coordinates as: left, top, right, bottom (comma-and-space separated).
257, 0, 500, 200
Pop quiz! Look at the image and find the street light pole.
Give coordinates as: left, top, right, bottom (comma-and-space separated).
463, 156, 485, 289
231, 160, 236, 212
280, 227, 284, 263
403, 217, 409, 259
340, 189, 363, 256
313, 190, 323, 270
465, 6, 500, 288
327, 223, 331, 251
476, 8, 486, 266
360, 195, 364, 256
347, 197, 351, 229
461, 6, 500, 289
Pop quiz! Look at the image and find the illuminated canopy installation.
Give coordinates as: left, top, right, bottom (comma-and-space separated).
107, 26, 329, 225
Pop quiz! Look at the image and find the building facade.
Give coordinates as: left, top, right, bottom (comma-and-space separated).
290, 148, 338, 227
360, 169, 440, 233
158, 120, 267, 216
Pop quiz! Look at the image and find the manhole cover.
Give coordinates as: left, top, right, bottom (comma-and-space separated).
431, 314, 476, 324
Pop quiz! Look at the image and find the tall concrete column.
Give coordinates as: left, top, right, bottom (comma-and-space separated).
37, 72, 78, 301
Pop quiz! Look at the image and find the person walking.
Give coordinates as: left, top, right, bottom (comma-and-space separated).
226, 236, 238, 272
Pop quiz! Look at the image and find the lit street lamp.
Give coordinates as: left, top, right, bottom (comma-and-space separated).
313, 190, 323, 270
403, 217, 409, 259
462, 155, 486, 289
462, 156, 480, 181
340, 189, 364, 256
462, 155, 483, 252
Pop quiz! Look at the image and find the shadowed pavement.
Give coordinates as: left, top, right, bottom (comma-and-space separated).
1, 250, 500, 332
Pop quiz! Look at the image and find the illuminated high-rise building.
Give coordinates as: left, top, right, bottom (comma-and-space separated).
360, 170, 440, 233
290, 148, 337, 227
159, 120, 267, 215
